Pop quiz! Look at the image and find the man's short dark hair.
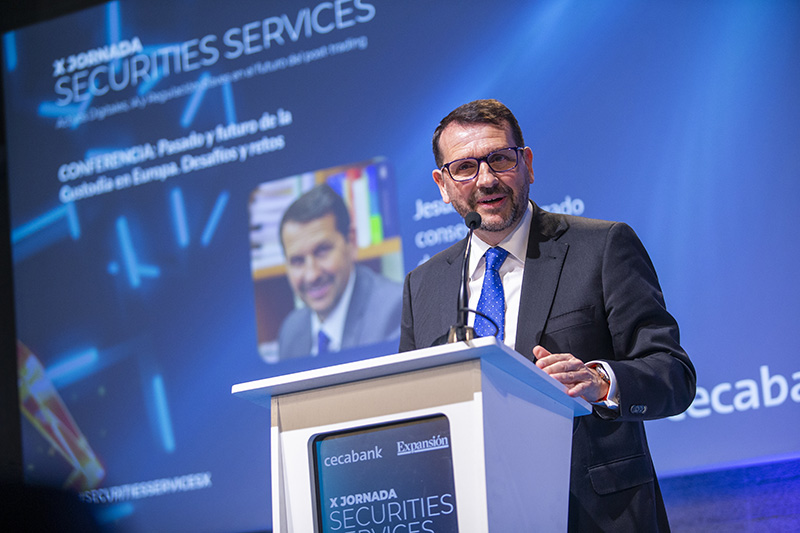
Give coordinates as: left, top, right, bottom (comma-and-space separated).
432, 99, 525, 168
279, 184, 351, 248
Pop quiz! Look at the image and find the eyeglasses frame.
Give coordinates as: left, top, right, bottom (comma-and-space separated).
441, 146, 525, 182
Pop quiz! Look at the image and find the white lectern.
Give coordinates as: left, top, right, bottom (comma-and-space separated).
232, 336, 590, 532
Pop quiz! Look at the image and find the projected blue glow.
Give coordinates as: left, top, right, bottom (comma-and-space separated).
134, 43, 180, 95
85, 148, 118, 159
171, 188, 190, 248
38, 101, 81, 118
96, 503, 135, 524
222, 81, 237, 124
137, 73, 161, 95
73, 97, 94, 130
11, 203, 80, 244
116, 217, 141, 287
3, 32, 17, 72
137, 264, 161, 278
152, 375, 176, 453
114, 216, 161, 287
106, 1, 121, 44
46, 348, 99, 388
201, 191, 229, 247
66, 203, 80, 239
181, 72, 211, 128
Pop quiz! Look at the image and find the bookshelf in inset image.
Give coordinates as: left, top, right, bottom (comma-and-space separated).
248, 157, 403, 363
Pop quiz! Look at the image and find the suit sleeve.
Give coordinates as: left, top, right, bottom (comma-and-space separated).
399, 271, 416, 352
599, 222, 696, 421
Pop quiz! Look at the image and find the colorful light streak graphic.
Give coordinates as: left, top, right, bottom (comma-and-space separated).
17, 342, 106, 491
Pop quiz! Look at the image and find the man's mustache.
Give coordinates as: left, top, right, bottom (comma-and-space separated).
471, 183, 513, 203
299, 273, 334, 293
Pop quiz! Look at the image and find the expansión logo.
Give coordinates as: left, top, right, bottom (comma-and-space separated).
396, 434, 450, 456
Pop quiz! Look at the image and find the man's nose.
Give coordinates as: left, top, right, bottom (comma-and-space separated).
301, 256, 322, 282
475, 160, 499, 188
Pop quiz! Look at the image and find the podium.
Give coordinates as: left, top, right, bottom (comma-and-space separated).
232, 337, 591, 532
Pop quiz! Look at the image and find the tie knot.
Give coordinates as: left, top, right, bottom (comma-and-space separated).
484, 247, 509, 272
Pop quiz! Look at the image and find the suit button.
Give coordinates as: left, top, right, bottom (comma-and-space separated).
630, 404, 647, 415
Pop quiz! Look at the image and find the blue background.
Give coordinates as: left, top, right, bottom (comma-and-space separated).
3, 1, 799, 531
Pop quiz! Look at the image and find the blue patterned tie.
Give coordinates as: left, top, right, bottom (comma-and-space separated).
317, 330, 330, 355
474, 247, 509, 340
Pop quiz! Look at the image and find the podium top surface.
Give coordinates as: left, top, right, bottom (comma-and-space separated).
232, 337, 591, 416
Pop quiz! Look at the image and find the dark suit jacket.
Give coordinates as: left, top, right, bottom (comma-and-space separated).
399, 202, 696, 531
278, 264, 403, 360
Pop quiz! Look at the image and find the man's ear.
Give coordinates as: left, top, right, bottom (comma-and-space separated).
432, 168, 451, 204
523, 146, 534, 185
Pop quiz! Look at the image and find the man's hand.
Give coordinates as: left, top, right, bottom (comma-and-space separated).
533, 345, 609, 403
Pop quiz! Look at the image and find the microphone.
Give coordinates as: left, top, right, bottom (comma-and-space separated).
447, 211, 481, 343
464, 211, 482, 230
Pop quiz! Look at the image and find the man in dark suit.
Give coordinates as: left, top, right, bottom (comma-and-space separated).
399, 99, 696, 531
278, 184, 402, 360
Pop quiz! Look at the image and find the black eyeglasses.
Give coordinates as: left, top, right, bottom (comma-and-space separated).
441, 147, 523, 182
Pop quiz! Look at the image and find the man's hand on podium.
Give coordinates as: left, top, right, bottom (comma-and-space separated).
532, 345, 610, 403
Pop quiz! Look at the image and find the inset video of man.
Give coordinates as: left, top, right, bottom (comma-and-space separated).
277, 184, 403, 360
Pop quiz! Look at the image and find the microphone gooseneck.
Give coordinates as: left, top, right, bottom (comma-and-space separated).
448, 211, 481, 343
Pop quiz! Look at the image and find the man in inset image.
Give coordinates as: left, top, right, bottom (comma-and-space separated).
277, 184, 402, 360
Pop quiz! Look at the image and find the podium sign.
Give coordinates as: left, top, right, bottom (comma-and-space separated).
312, 415, 458, 532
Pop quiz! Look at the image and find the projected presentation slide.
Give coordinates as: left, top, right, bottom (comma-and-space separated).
313, 415, 458, 533
3, 0, 799, 531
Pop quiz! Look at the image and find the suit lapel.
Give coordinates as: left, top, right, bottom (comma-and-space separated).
429, 239, 468, 342
515, 205, 569, 361
293, 309, 314, 358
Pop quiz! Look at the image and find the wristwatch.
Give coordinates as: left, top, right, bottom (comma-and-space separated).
594, 364, 610, 385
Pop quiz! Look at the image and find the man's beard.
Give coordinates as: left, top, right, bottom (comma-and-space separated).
450, 181, 529, 234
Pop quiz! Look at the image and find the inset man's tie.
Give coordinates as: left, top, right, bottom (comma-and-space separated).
474, 247, 509, 340
317, 330, 331, 355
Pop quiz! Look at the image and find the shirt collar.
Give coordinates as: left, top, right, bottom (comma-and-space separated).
469, 202, 532, 277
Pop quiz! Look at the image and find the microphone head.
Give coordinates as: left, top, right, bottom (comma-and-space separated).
464, 211, 482, 230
